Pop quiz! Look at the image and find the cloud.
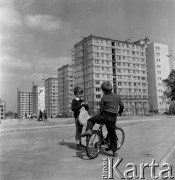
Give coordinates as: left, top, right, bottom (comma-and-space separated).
1, 55, 32, 74
0, 1, 22, 29
31, 56, 71, 76
24, 14, 63, 31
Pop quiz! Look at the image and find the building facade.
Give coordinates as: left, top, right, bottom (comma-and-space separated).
17, 90, 33, 118
74, 35, 149, 115
57, 64, 75, 117
45, 77, 59, 118
32, 85, 45, 117
146, 42, 170, 113
0, 98, 6, 120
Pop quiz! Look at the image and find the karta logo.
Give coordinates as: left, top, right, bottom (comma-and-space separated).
102, 158, 174, 179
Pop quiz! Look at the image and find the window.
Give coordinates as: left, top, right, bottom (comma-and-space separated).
95, 66, 100, 71
107, 74, 110, 78
95, 59, 99, 64
96, 94, 101, 98
106, 61, 109, 65
96, 87, 100, 91
95, 73, 100, 78
96, 80, 100, 84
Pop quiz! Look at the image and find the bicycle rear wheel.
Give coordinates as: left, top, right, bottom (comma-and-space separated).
116, 127, 125, 150
86, 130, 101, 159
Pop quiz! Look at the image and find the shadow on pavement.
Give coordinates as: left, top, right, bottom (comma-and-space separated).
59, 141, 89, 160
59, 141, 77, 150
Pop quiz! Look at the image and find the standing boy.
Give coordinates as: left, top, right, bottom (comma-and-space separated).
81, 81, 124, 157
71, 86, 89, 150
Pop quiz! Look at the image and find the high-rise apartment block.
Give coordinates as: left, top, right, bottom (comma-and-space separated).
45, 77, 59, 118
0, 98, 6, 120
146, 42, 170, 113
32, 85, 45, 116
17, 90, 33, 117
74, 35, 149, 115
57, 64, 75, 117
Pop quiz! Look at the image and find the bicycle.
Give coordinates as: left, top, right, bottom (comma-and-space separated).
82, 124, 125, 159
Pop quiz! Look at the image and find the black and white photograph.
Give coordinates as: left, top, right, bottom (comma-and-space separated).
0, 0, 175, 179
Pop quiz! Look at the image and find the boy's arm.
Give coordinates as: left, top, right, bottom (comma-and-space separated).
71, 99, 82, 112
83, 104, 89, 111
118, 96, 124, 115
100, 96, 104, 113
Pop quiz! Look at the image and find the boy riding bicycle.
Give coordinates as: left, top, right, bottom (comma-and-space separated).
81, 81, 124, 157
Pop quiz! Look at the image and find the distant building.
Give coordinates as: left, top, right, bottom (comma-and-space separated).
146, 42, 170, 113
32, 85, 45, 117
57, 64, 75, 117
17, 90, 33, 118
45, 77, 59, 118
74, 35, 149, 115
0, 98, 6, 120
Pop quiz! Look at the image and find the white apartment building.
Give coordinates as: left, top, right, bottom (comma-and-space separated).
0, 98, 6, 120
146, 42, 170, 113
32, 85, 45, 117
45, 77, 59, 118
74, 35, 149, 115
17, 90, 33, 117
57, 64, 75, 117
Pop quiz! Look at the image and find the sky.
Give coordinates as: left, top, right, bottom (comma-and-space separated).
0, 0, 175, 112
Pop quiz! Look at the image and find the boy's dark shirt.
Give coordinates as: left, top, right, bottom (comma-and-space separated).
100, 92, 124, 116
71, 98, 89, 118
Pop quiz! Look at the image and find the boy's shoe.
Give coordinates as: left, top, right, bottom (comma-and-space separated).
81, 130, 92, 137
80, 144, 86, 149
77, 144, 84, 150
113, 151, 118, 157
105, 147, 111, 151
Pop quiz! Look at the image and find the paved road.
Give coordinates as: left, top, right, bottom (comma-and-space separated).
0, 116, 175, 180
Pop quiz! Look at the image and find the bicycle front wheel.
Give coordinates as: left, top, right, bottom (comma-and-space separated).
116, 127, 125, 150
86, 130, 101, 159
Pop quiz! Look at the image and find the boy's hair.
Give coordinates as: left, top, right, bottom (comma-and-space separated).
101, 81, 112, 94
74, 86, 83, 95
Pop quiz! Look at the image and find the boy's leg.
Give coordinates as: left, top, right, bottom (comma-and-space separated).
81, 114, 105, 136
75, 118, 84, 148
75, 125, 83, 142
105, 120, 117, 152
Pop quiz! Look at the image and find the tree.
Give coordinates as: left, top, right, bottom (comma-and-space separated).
162, 69, 175, 101
5, 111, 14, 117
